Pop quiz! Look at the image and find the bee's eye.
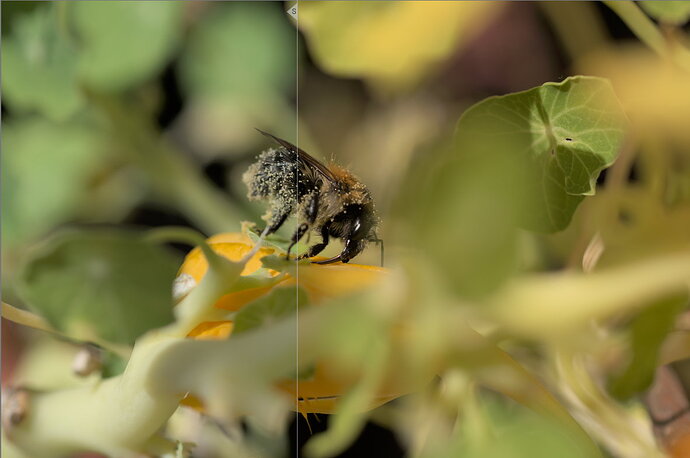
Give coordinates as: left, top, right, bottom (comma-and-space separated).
351, 217, 368, 239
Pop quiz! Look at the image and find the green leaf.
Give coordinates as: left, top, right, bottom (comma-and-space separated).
400, 76, 626, 298
399, 137, 523, 298
72, 1, 183, 91
101, 351, 128, 378
456, 76, 627, 232
608, 293, 687, 400
1, 1, 43, 36
17, 230, 180, 346
450, 396, 599, 458
1, 5, 83, 120
245, 225, 295, 254
2, 118, 105, 247
178, 2, 296, 100
640, 1, 690, 25
233, 286, 308, 335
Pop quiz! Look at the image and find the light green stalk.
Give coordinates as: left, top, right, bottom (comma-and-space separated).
604, 1, 690, 72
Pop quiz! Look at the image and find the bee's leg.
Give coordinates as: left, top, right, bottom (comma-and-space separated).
306, 192, 319, 224
265, 210, 291, 235
301, 225, 330, 260
286, 223, 309, 260
304, 193, 319, 244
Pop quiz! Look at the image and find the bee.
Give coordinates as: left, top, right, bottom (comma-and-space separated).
243, 129, 383, 265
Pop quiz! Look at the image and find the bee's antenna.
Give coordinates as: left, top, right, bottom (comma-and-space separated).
373, 238, 384, 267
255, 128, 301, 156
379, 239, 384, 267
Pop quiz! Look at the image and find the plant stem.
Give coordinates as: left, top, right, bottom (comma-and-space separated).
445, 323, 601, 456
491, 249, 690, 339
86, 90, 246, 235
540, 2, 609, 62
7, 335, 182, 458
604, 1, 690, 71
1, 302, 131, 358
144, 226, 209, 249
2, 301, 54, 334
604, 1, 667, 54
554, 347, 665, 457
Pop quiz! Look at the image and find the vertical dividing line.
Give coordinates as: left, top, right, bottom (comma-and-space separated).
295, 1, 300, 455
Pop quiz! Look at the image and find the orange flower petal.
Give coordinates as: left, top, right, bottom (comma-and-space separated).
187, 321, 234, 340
294, 395, 399, 415
214, 282, 286, 312
274, 262, 386, 304
180, 393, 205, 410
179, 233, 398, 414
276, 362, 407, 414
179, 240, 275, 281
205, 232, 253, 245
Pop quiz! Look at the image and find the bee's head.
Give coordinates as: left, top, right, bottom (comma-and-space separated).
334, 203, 377, 263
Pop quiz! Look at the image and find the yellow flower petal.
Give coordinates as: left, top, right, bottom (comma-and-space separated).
205, 232, 253, 245
276, 360, 412, 414
299, 1, 502, 91
179, 233, 398, 414
214, 282, 286, 312
187, 321, 234, 340
288, 261, 387, 302
179, 241, 276, 281
180, 393, 205, 410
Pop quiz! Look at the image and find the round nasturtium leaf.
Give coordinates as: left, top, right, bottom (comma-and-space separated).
17, 230, 180, 346
1, 6, 83, 120
2, 118, 105, 247
456, 76, 627, 232
72, 1, 183, 92
178, 1, 296, 100
404, 76, 626, 298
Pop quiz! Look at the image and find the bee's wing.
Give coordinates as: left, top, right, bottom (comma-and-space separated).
256, 128, 337, 183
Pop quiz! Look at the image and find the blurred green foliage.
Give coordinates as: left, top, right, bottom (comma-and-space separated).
233, 286, 309, 335
2, 6, 83, 120
608, 293, 688, 400
73, 2, 183, 92
1, 1, 297, 255
3, 118, 105, 246
2, 1, 690, 458
449, 396, 593, 458
16, 230, 179, 346
179, 2, 295, 101
639, 1, 690, 25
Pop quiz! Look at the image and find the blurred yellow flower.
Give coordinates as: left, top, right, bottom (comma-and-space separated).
579, 47, 690, 143
299, 1, 503, 92
177, 233, 398, 413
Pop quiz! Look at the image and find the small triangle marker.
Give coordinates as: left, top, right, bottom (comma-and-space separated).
287, 3, 298, 20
